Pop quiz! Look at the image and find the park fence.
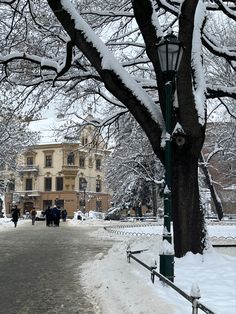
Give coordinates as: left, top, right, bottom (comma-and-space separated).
126, 248, 215, 314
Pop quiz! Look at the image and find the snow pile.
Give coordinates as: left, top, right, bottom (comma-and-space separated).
0, 217, 25, 231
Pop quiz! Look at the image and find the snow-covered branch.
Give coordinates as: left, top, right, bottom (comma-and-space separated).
202, 34, 236, 62
214, 0, 236, 20
192, 0, 207, 126
81, 9, 134, 18
206, 85, 236, 99
155, 0, 179, 16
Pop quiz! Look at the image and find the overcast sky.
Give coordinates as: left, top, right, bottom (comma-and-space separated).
29, 106, 58, 144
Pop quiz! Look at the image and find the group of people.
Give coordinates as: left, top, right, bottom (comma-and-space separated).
11, 204, 67, 228
44, 205, 67, 227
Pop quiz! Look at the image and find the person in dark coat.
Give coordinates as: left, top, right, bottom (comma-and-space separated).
137, 202, 142, 217
44, 206, 53, 227
52, 205, 61, 227
11, 205, 20, 228
30, 207, 37, 225
61, 209, 67, 222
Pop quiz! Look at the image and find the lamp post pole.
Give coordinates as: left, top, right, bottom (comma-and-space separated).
156, 33, 183, 283
83, 188, 86, 214
163, 81, 173, 243
81, 180, 87, 215
159, 79, 175, 282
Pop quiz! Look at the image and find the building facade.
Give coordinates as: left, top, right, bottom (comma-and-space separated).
5, 128, 112, 217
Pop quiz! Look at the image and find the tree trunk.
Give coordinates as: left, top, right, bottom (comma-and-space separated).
152, 182, 158, 217
172, 143, 206, 258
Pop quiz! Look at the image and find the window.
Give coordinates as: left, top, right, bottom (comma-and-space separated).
44, 177, 52, 191
67, 152, 75, 165
79, 157, 85, 168
45, 155, 52, 167
26, 156, 33, 165
96, 179, 102, 192
56, 177, 63, 191
8, 180, 15, 192
25, 178, 33, 191
96, 159, 101, 170
88, 157, 93, 167
81, 137, 88, 146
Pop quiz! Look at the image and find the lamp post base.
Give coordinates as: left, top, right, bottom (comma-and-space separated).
159, 254, 174, 282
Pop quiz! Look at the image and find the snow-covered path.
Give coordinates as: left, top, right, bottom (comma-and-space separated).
0, 220, 113, 314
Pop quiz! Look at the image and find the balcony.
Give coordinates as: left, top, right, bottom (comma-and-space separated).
13, 191, 41, 202
61, 165, 79, 176
17, 165, 39, 175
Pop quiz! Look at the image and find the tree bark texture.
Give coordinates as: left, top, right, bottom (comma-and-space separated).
172, 144, 206, 257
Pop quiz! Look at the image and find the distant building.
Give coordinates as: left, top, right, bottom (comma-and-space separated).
5, 126, 112, 217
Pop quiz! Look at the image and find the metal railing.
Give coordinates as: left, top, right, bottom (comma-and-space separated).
126, 249, 215, 314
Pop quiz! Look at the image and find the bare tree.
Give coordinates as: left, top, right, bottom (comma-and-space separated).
0, 0, 235, 256
0, 96, 39, 164
105, 113, 164, 210
0, 111, 38, 194
201, 121, 236, 216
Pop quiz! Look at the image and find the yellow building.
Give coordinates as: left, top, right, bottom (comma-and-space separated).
5, 128, 112, 217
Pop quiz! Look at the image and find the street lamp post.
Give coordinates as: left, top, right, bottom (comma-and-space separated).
81, 180, 87, 214
156, 33, 183, 282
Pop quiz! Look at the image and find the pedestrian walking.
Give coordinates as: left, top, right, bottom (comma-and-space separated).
11, 205, 20, 228
44, 206, 53, 227
137, 201, 142, 218
52, 205, 61, 227
61, 208, 67, 222
30, 207, 37, 225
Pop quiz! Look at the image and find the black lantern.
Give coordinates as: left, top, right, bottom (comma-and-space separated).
81, 180, 87, 191
156, 33, 183, 79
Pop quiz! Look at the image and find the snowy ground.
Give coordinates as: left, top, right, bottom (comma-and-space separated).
1, 216, 236, 314
73, 218, 236, 314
